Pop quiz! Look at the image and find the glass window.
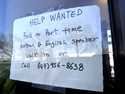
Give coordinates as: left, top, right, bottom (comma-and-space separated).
0, 0, 114, 94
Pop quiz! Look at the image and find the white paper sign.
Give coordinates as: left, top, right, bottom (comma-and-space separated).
10, 5, 103, 92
